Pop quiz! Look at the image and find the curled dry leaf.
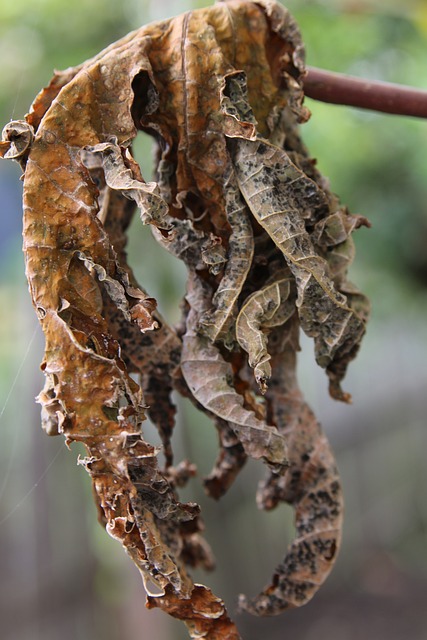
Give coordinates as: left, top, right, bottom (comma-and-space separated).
231, 137, 366, 402
181, 272, 288, 469
199, 172, 255, 345
147, 584, 241, 640
236, 271, 295, 392
0, 120, 34, 170
2, 1, 369, 637
239, 317, 343, 614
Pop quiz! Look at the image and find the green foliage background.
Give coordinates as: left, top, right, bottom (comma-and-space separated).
1, 2, 427, 639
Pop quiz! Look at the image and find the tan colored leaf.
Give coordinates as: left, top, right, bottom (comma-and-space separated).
85, 140, 172, 230
236, 273, 294, 392
182, 273, 288, 469
200, 233, 228, 275
239, 320, 343, 614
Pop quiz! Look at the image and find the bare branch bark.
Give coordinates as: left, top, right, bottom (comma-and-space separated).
305, 66, 427, 119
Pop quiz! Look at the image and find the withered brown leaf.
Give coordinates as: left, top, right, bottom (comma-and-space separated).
2, 1, 369, 637
240, 317, 343, 614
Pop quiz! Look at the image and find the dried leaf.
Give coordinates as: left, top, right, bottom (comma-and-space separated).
38, 310, 197, 600
182, 273, 289, 470
148, 584, 242, 639
200, 233, 228, 275
203, 418, 247, 499
236, 273, 294, 392
239, 320, 343, 614
0, 120, 34, 169
231, 136, 366, 402
2, 0, 370, 636
85, 140, 172, 230
199, 173, 255, 345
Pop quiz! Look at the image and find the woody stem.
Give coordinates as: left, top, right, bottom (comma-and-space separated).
304, 66, 427, 119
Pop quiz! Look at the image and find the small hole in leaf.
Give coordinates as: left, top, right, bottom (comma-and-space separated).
143, 576, 165, 597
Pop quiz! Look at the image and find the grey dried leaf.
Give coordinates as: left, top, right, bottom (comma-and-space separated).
199, 172, 255, 345
236, 275, 294, 392
239, 326, 343, 615
231, 137, 366, 400
203, 418, 247, 499
182, 273, 288, 469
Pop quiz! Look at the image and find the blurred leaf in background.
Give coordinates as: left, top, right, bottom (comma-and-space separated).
0, 1, 427, 639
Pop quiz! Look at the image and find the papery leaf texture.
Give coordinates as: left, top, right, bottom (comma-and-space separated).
1, 1, 369, 637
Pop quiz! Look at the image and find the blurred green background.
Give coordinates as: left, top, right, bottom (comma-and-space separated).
1, 1, 427, 638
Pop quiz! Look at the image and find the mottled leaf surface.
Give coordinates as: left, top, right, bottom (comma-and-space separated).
2, 1, 369, 637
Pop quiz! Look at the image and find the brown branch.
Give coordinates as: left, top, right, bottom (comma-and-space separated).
304, 66, 427, 119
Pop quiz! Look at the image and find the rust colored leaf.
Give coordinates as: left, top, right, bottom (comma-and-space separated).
2, 0, 370, 636
148, 584, 242, 639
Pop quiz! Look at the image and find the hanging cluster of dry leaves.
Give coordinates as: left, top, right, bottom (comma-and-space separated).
1, 1, 370, 637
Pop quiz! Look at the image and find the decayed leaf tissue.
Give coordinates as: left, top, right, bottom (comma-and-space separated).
0, 1, 370, 637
